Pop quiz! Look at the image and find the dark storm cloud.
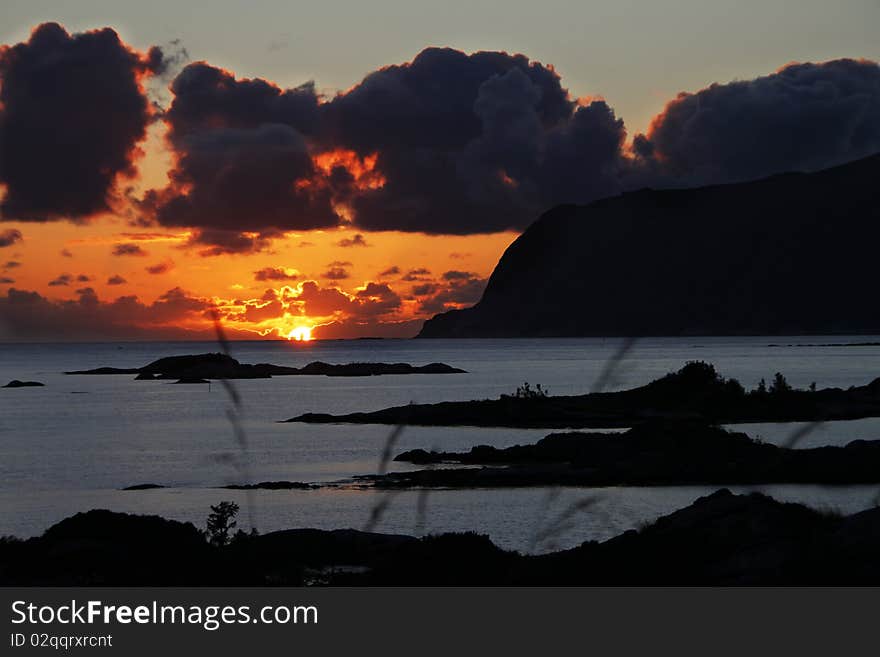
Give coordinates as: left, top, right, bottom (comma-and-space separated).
325, 48, 626, 233
632, 59, 880, 185
146, 123, 338, 244
0, 22, 167, 222
5, 26, 879, 243
164, 61, 321, 139
0, 229, 23, 247
112, 243, 148, 257
145, 62, 337, 250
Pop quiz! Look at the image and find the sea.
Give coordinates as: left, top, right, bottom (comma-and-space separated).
2, 336, 879, 553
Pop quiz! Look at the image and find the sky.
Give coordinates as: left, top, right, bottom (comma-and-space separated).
1, 1, 879, 341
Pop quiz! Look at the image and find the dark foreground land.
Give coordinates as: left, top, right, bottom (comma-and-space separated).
2, 490, 879, 585
287, 362, 880, 428
65, 353, 465, 380
368, 421, 880, 488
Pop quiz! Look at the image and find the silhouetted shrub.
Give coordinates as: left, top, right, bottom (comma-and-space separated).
770, 372, 792, 394
206, 501, 239, 547
505, 382, 549, 399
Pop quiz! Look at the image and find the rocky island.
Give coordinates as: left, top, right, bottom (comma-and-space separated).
356, 420, 880, 488
65, 353, 466, 380
285, 362, 880, 428
2, 380, 44, 388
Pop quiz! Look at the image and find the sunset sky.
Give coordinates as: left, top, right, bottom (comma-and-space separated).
1, 1, 878, 341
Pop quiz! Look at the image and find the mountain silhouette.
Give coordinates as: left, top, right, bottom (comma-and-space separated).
419, 153, 880, 337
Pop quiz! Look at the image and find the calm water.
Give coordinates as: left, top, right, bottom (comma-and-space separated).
1, 337, 879, 552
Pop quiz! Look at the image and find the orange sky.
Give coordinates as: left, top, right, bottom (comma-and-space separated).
0, 125, 516, 340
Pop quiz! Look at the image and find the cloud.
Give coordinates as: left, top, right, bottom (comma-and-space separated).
3, 260, 20, 269
632, 59, 880, 185
185, 228, 276, 256
0, 23, 167, 221
5, 26, 879, 245
112, 243, 148, 257
417, 271, 487, 314
0, 277, 13, 284
0, 229, 23, 247
401, 267, 432, 281
138, 47, 626, 237
0, 286, 214, 341
48, 273, 73, 286
263, 279, 402, 323
142, 61, 337, 250
60, 248, 73, 257
411, 282, 439, 296
442, 270, 474, 280
321, 264, 350, 280
76, 274, 92, 282
145, 261, 173, 275
378, 265, 401, 277
321, 49, 627, 233
107, 275, 127, 285
314, 317, 421, 339
335, 233, 369, 247
254, 266, 299, 281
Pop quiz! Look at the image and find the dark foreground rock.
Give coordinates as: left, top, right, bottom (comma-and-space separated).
3, 380, 44, 388
2, 490, 879, 584
65, 353, 465, 380
286, 362, 880, 428
377, 421, 880, 488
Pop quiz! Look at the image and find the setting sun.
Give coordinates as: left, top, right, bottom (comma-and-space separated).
287, 326, 313, 341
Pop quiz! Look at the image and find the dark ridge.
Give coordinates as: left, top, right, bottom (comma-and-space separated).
121, 484, 166, 491
285, 361, 880, 428
65, 353, 466, 380
418, 153, 880, 338
3, 491, 880, 584
376, 420, 880, 488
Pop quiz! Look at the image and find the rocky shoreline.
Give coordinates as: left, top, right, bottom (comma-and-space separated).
65, 353, 466, 380
286, 362, 880, 428
2, 489, 878, 585
359, 420, 880, 488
